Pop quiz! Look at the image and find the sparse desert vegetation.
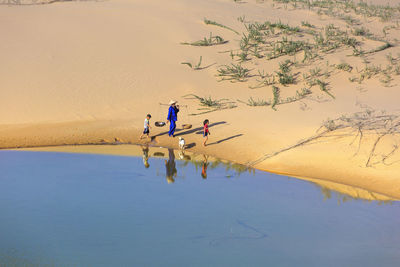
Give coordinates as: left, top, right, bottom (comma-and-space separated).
250, 109, 400, 168
181, 0, 400, 112
204, 18, 239, 35
181, 32, 227, 46
217, 63, 251, 82
183, 94, 237, 115
181, 56, 204, 70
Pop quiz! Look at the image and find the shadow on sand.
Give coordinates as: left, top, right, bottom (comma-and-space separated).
207, 134, 243, 146
153, 121, 227, 138
186, 142, 196, 149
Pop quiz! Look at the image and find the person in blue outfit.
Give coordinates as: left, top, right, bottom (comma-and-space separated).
167, 100, 179, 137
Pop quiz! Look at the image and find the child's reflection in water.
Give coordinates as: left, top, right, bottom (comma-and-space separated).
165, 148, 177, 183
146, 148, 210, 182
141, 144, 150, 168
201, 155, 209, 179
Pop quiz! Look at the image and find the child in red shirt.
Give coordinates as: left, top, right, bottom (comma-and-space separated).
203, 119, 210, 146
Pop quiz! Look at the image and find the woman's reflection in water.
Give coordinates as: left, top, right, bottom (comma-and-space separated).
201, 155, 209, 179
165, 148, 177, 183
141, 144, 150, 168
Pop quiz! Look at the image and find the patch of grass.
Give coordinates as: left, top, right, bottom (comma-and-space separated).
310, 66, 322, 77
303, 66, 325, 82
239, 97, 269, 106
340, 15, 359, 25
231, 50, 250, 62
181, 32, 228, 46
386, 53, 395, 65
316, 79, 334, 99
238, 20, 306, 57
244, 20, 300, 36
268, 37, 309, 59
339, 35, 358, 48
352, 27, 370, 36
273, 0, 400, 22
301, 21, 314, 28
277, 71, 295, 85
296, 87, 312, 98
365, 42, 392, 54
217, 63, 251, 82
302, 47, 319, 63
307, 78, 334, 99
349, 56, 400, 86
184, 94, 237, 115
379, 73, 393, 86
280, 87, 312, 104
204, 18, 239, 35
237, 15, 246, 23
382, 25, 395, 37
271, 85, 280, 110
230, 49, 250, 62
336, 62, 353, 72
249, 70, 275, 89
350, 64, 382, 83
278, 59, 293, 73
188, 95, 226, 107
276, 60, 295, 85
250, 46, 263, 58
181, 56, 203, 70
352, 46, 365, 56
270, 20, 301, 33
310, 24, 360, 53
204, 5, 398, 106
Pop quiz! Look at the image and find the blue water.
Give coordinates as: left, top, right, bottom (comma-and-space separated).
0, 149, 399, 267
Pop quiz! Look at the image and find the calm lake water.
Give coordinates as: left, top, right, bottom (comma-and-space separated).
0, 149, 399, 267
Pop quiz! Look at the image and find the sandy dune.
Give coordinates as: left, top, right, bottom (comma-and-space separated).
1, 0, 400, 198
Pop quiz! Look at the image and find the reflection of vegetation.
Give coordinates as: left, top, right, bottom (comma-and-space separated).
179, 153, 254, 177
313, 183, 394, 205
167, 147, 396, 202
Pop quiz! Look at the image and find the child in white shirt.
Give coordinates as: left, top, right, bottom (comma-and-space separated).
140, 114, 152, 139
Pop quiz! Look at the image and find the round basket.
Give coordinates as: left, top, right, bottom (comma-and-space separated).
182, 124, 192, 129
155, 121, 166, 127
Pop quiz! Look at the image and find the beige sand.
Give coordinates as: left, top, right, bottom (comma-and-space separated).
1, 0, 400, 198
